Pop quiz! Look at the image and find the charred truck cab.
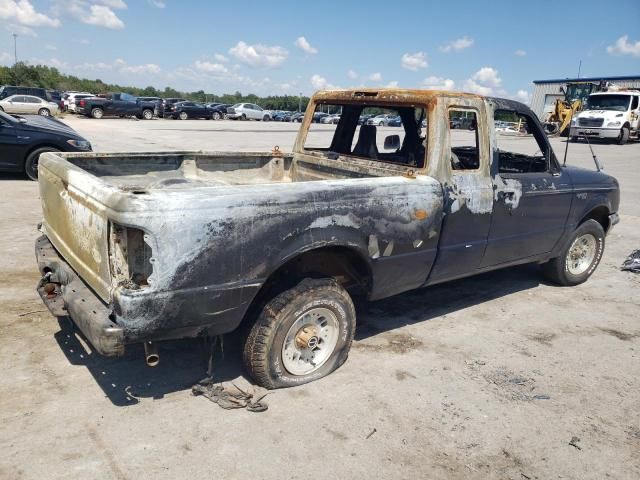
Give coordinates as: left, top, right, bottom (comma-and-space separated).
35, 89, 620, 389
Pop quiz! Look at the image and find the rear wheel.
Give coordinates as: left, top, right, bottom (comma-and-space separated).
541, 219, 605, 286
91, 107, 104, 119
25, 147, 59, 181
241, 113, 247, 121
243, 278, 356, 389
179, 111, 188, 120
617, 126, 630, 145
142, 109, 153, 120
212, 111, 221, 120
38, 108, 50, 116
263, 115, 270, 122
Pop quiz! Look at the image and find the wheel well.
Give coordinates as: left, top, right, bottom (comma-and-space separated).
239, 246, 372, 331
23, 144, 61, 165
581, 206, 610, 232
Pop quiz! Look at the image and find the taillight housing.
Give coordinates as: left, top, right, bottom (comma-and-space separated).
109, 223, 153, 290
79, 100, 85, 107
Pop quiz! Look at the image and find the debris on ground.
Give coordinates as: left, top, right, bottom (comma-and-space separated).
366, 428, 377, 439
192, 378, 269, 412
621, 250, 640, 273
568, 436, 582, 450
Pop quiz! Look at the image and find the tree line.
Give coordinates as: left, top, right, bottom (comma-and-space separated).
0, 62, 311, 111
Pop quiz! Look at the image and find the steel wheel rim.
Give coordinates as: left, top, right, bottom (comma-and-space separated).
144, 110, 152, 119
180, 112, 187, 120
566, 233, 597, 275
39, 109, 49, 116
282, 307, 339, 375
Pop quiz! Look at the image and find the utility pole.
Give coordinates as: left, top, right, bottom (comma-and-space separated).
13, 33, 18, 65
577, 60, 582, 79
298, 92, 302, 112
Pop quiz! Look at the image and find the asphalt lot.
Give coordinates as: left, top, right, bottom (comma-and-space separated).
1, 116, 639, 480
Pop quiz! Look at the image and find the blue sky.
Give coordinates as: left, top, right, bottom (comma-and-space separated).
1, 0, 639, 101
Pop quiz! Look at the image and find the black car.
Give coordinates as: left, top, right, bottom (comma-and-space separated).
162, 98, 186, 118
206, 103, 230, 120
387, 116, 402, 127
166, 101, 213, 120
0, 85, 51, 101
0, 110, 92, 180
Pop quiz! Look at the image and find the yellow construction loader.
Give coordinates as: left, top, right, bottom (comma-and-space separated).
543, 81, 606, 136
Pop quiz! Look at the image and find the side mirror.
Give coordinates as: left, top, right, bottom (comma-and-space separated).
384, 134, 401, 150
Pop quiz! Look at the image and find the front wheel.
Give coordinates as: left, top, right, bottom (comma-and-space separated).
25, 147, 59, 181
263, 115, 270, 122
38, 108, 50, 116
243, 278, 356, 389
617, 126, 630, 145
541, 219, 605, 286
142, 109, 153, 120
212, 112, 221, 120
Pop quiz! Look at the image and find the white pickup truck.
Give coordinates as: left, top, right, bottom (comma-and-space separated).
570, 90, 640, 144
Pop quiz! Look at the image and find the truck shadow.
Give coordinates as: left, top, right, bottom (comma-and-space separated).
54, 263, 541, 407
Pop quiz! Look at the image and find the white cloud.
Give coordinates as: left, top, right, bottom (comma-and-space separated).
463, 67, 502, 95
6, 23, 37, 37
422, 76, 455, 90
294, 36, 318, 55
606, 35, 640, 57
120, 63, 160, 74
79, 38, 90, 44
65, 1, 125, 29
229, 41, 288, 68
72, 58, 159, 76
194, 60, 228, 74
311, 74, 336, 90
0, 51, 12, 64
514, 49, 527, 57
214, 53, 228, 63
97, 0, 126, 8
347, 69, 358, 80
148, 0, 165, 7
368, 72, 382, 82
439, 36, 474, 53
386, 81, 399, 88
515, 89, 530, 104
45, 44, 57, 50
0, 0, 61, 27
401, 51, 427, 71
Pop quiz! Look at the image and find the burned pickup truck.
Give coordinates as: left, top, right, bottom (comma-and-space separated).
35, 89, 620, 388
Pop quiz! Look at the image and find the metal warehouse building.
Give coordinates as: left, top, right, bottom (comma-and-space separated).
530, 75, 640, 120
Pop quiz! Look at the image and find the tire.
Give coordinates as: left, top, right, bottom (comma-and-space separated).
179, 111, 188, 120
212, 112, 221, 120
142, 109, 153, 120
38, 108, 50, 116
241, 113, 247, 121
243, 278, 356, 389
91, 107, 104, 119
24, 147, 59, 181
617, 126, 629, 145
0, 106, 4, 112
541, 219, 605, 286
263, 115, 270, 122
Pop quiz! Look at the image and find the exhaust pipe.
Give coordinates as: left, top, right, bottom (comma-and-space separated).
144, 341, 159, 367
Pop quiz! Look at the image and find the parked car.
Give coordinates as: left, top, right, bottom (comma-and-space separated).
321, 114, 341, 124
289, 112, 304, 122
0, 95, 59, 116
65, 93, 94, 113
358, 114, 374, 125
206, 103, 230, 120
138, 97, 163, 116
387, 116, 402, 127
0, 85, 50, 101
367, 114, 394, 126
162, 98, 186, 118
0, 109, 91, 180
33, 89, 620, 390
76, 93, 158, 119
166, 101, 212, 120
312, 112, 329, 123
226, 103, 271, 121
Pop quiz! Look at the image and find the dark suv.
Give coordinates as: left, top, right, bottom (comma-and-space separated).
0, 86, 50, 101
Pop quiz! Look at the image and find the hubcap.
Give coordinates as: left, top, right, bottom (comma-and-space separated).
566, 233, 597, 275
282, 307, 339, 375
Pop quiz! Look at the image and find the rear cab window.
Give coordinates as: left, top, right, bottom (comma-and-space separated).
303, 102, 428, 168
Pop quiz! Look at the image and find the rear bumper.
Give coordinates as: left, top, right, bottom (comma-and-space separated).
35, 235, 125, 356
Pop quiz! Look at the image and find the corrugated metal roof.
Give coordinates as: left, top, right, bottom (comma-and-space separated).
533, 75, 640, 84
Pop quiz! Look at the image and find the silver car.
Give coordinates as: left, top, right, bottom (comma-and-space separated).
226, 103, 271, 121
0, 95, 59, 116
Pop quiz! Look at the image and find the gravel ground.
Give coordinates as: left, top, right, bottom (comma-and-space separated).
1, 116, 638, 480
